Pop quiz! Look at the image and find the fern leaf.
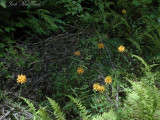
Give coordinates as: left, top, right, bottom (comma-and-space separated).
92, 110, 117, 120
47, 97, 66, 120
67, 95, 91, 120
132, 54, 148, 69
124, 82, 160, 120
127, 38, 142, 53
37, 106, 51, 120
20, 97, 37, 115
36, 9, 58, 31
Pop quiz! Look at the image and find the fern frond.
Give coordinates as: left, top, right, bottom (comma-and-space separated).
20, 97, 37, 115
36, 106, 51, 120
25, 18, 46, 35
132, 54, 148, 69
150, 55, 160, 63
92, 110, 117, 120
124, 81, 160, 120
36, 9, 50, 14
47, 97, 66, 120
154, 110, 160, 120
113, 17, 130, 29
36, 9, 58, 31
127, 37, 142, 53
67, 95, 91, 120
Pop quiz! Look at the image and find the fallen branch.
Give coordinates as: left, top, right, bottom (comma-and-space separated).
0, 108, 14, 120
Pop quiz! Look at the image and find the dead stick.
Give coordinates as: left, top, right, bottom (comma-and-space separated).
0, 108, 14, 120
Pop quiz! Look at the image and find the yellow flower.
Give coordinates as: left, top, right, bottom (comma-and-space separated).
93, 83, 105, 93
17, 74, 27, 84
105, 76, 112, 84
93, 83, 101, 91
118, 45, 125, 52
74, 51, 80, 56
77, 67, 84, 74
122, 9, 127, 14
93, 83, 106, 93
99, 86, 105, 93
98, 43, 104, 49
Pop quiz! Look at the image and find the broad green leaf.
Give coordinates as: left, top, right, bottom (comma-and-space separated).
0, 0, 6, 8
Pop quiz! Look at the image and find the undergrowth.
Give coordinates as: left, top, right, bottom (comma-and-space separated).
0, 0, 160, 120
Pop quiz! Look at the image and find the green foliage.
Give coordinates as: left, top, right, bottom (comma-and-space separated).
1, 0, 160, 119
20, 95, 117, 120
0, 0, 6, 8
132, 54, 159, 85
13, 8, 65, 35
20, 97, 37, 115
90, 94, 114, 114
20, 97, 51, 120
47, 97, 66, 120
0, 89, 3, 100
92, 110, 117, 120
132, 0, 152, 6
36, 107, 51, 120
57, 0, 83, 15
124, 81, 160, 120
0, 44, 41, 81
67, 95, 91, 120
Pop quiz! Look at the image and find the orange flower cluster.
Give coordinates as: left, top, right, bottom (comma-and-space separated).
93, 83, 105, 93
17, 74, 27, 84
98, 43, 104, 49
74, 51, 81, 56
105, 76, 112, 84
122, 9, 127, 14
118, 45, 125, 52
77, 67, 84, 74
